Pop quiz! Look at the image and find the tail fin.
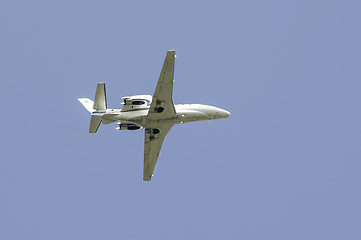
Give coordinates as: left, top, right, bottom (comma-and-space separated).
89, 115, 102, 133
78, 83, 108, 133
78, 98, 94, 112
93, 83, 107, 110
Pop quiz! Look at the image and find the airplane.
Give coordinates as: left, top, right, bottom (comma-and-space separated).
78, 50, 230, 181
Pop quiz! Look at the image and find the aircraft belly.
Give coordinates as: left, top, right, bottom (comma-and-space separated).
113, 110, 148, 123
79, 50, 230, 181
175, 110, 210, 124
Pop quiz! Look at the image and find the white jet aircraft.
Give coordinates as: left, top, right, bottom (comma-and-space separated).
78, 50, 230, 181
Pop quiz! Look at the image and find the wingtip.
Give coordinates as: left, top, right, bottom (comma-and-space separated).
143, 174, 153, 181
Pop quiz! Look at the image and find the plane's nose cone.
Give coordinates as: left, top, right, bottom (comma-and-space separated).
216, 109, 231, 118
222, 110, 231, 118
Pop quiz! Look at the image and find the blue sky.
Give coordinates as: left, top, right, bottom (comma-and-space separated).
1, 1, 361, 239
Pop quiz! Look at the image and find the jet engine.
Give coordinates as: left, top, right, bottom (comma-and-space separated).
116, 122, 143, 130
120, 95, 152, 112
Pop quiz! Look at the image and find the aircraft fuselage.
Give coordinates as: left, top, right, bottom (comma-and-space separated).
95, 104, 230, 127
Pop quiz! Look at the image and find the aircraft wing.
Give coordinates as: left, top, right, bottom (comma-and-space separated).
143, 123, 173, 181
143, 50, 177, 181
148, 50, 176, 119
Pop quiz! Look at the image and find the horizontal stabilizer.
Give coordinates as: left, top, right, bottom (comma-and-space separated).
89, 115, 102, 133
93, 83, 107, 110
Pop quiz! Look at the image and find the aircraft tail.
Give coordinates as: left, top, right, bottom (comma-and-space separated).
93, 82, 107, 110
89, 115, 102, 133
78, 82, 109, 133
78, 98, 94, 112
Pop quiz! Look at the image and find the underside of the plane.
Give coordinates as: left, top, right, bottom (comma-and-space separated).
78, 50, 230, 181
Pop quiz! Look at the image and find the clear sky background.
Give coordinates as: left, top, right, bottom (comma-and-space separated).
1, 1, 361, 239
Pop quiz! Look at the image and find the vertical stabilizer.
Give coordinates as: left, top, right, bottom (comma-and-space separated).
89, 115, 102, 133
78, 98, 94, 112
78, 83, 107, 133
93, 83, 107, 110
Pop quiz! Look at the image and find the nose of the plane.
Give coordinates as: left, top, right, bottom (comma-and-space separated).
216, 109, 231, 118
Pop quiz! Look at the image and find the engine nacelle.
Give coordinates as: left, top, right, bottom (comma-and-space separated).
116, 122, 143, 130
121, 95, 152, 105
121, 95, 152, 112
